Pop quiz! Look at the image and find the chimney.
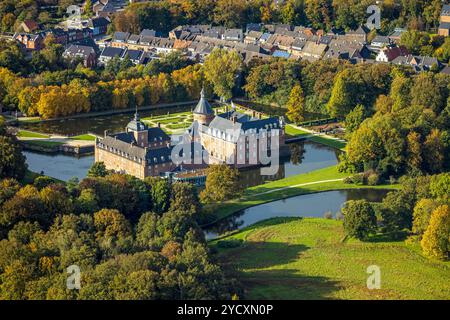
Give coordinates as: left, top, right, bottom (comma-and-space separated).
104, 130, 108, 138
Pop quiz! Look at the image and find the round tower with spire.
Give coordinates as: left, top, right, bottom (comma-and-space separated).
193, 88, 214, 126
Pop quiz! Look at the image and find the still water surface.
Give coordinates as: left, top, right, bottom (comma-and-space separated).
24, 140, 340, 184
204, 189, 390, 239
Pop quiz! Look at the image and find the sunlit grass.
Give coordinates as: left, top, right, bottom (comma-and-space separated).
212, 217, 450, 300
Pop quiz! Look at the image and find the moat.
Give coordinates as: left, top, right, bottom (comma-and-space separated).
24, 140, 340, 183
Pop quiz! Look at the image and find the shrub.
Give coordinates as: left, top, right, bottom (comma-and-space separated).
367, 173, 380, 186
389, 176, 397, 185
343, 176, 353, 184
350, 173, 365, 185
342, 200, 377, 240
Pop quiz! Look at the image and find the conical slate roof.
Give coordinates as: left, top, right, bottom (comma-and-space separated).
193, 88, 213, 115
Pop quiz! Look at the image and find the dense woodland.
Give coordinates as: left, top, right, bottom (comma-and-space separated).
0, 122, 238, 299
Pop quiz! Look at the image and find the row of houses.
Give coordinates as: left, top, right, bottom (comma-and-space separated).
13, 17, 110, 51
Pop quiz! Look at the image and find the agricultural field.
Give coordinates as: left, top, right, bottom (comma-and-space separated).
213, 218, 450, 300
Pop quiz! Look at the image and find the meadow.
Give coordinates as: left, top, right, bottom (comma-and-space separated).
213, 217, 450, 300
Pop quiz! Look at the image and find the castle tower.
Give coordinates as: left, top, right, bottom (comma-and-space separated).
126, 107, 149, 148
193, 88, 214, 126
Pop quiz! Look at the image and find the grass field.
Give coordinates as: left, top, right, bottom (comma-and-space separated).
213, 217, 450, 300
284, 125, 310, 138
308, 135, 347, 151
70, 134, 96, 141
17, 130, 50, 139
205, 166, 399, 223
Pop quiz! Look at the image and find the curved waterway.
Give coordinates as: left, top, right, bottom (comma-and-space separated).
204, 189, 390, 239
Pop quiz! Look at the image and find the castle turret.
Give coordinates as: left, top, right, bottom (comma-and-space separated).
193, 88, 214, 126
126, 107, 149, 147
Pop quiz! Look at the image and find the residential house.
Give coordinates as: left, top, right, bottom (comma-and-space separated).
223, 29, 243, 42
113, 31, 130, 44
388, 28, 407, 43
14, 33, 44, 50
376, 45, 409, 62
290, 38, 306, 57
324, 39, 370, 63
246, 23, 263, 33
124, 49, 145, 64
342, 26, 368, 43
99, 46, 126, 65
392, 55, 441, 72
299, 41, 327, 61
63, 44, 97, 67
370, 35, 391, 49
20, 20, 40, 33
89, 17, 110, 36
244, 31, 263, 44
438, 4, 450, 36
44, 28, 69, 45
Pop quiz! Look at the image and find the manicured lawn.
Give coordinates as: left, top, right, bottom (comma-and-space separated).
204, 165, 399, 223
70, 134, 96, 141
142, 110, 195, 134
285, 125, 310, 138
213, 217, 450, 300
17, 130, 50, 139
308, 135, 347, 150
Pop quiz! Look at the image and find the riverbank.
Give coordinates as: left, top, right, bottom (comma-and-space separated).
15, 129, 96, 156
202, 166, 399, 225
211, 217, 450, 299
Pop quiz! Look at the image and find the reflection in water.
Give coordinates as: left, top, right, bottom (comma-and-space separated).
24, 140, 341, 185
24, 151, 94, 181
204, 189, 391, 239
238, 141, 340, 188
20, 105, 195, 136
289, 143, 306, 165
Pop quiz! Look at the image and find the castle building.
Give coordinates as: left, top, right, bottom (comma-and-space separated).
95, 111, 174, 179
94, 90, 286, 179
189, 89, 286, 166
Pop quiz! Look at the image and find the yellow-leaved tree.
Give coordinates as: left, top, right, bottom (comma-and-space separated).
421, 205, 450, 260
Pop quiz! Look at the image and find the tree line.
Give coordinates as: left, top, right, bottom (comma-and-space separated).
342, 173, 449, 261
111, 0, 443, 34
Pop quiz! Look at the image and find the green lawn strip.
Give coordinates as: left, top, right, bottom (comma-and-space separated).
307, 135, 347, 150
69, 134, 96, 141
17, 117, 41, 123
17, 130, 50, 139
204, 166, 399, 223
212, 217, 450, 300
285, 125, 310, 137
